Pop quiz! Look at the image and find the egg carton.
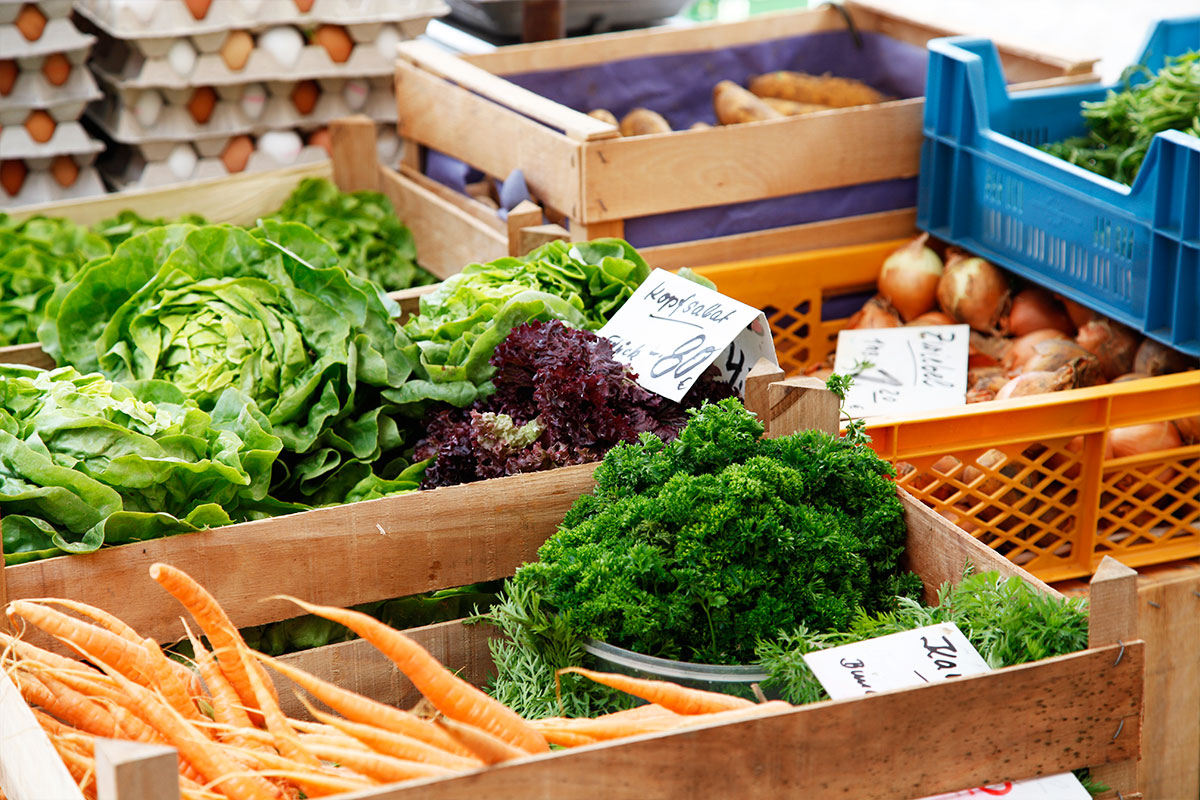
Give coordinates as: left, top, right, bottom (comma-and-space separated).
0, 56, 101, 121
1, 16, 93, 59
98, 123, 402, 190
79, 17, 434, 88
87, 70, 395, 143
0, 0, 73, 24
0, 118, 104, 159
1, 162, 106, 207
74, 0, 448, 39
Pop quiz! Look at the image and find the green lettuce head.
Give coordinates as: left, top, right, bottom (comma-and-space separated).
39, 221, 419, 503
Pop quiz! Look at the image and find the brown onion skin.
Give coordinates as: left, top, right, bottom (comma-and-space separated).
1075, 318, 1141, 381
1109, 422, 1183, 499
1023, 339, 1105, 387
936, 252, 1012, 334
1134, 339, 1197, 376
1002, 329, 1070, 374
907, 310, 957, 326
878, 235, 942, 321
1059, 296, 1098, 329
1175, 416, 1200, 444
995, 367, 1074, 400
845, 294, 902, 330
1006, 287, 1075, 337
1112, 372, 1150, 383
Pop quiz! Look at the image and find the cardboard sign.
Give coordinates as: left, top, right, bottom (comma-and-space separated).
803, 623, 1090, 800
599, 269, 777, 401
833, 325, 970, 418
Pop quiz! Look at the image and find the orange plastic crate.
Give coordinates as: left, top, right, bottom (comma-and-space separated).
696, 240, 1200, 582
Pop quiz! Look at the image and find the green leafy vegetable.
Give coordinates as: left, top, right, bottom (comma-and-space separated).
39, 221, 420, 504
258, 177, 434, 291
0, 365, 284, 564
0, 215, 110, 347
1042, 50, 1200, 185
91, 210, 208, 248
394, 239, 651, 410
756, 569, 1090, 705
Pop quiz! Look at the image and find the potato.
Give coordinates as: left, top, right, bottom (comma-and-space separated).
712, 80, 783, 125
749, 71, 888, 108
619, 108, 671, 136
761, 97, 831, 116
689, 121, 712, 130
587, 108, 618, 126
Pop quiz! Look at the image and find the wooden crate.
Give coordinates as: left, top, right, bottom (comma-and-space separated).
0, 374, 1144, 800
391, 2, 1097, 266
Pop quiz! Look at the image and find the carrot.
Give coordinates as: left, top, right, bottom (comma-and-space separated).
300, 741, 454, 782
6, 600, 203, 723
219, 748, 374, 797
13, 669, 121, 738
273, 596, 548, 754
535, 701, 793, 742
149, 563, 277, 718
296, 695, 482, 770
25, 597, 141, 641
557, 667, 756, 714
435, 716, 528, 765
255, 652, 475, 759
48, 732, 98, 800
235, 644, 322, 769
182, 621, 256, 738
534, 728, 599, 748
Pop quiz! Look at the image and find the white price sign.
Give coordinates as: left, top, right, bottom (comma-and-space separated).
803, 623, 1090, 800
599, 269, 777, 402
834, 325, 970, 418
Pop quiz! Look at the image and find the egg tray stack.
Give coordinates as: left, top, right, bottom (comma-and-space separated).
71, 0, 446, 190
0, 0, 105, 206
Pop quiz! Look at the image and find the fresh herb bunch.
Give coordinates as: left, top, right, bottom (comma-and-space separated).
415, 320, 734, 488
756, 569, 1090, 705
0, 215, 110, 347
1042, 50, 1200, 185
259, 177, 434, 291
507, 398, 920, 667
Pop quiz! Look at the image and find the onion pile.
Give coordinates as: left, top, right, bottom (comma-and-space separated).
936, 250, 1011, 334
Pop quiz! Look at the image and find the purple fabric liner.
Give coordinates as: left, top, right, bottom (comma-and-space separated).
425, 30, 928, 249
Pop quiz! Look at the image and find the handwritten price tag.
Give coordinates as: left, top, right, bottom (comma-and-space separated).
803, 623, 1090, 800
599, 269, 777, 402
833, 325, 970, 418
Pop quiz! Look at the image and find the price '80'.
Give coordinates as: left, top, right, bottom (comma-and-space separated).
650, 334, 717, 390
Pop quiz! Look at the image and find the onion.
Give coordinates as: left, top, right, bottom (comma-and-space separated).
907, 310, 956, 326
968, 331, 1010, 369
1109, 422, 1183, 499
959, 448, 1007, 496
1058, 296, 1098, 329
878, 233, 943, 321
966, 369, 1009, 403
1006, 287, 1075, 336
936, 251, 1012, 334
995, 367, 1073, 400
1075, 318, 1141, 380
1112, 372, 1149, 383
1023, 339, 1105, 387
1002, 329, 1070, 374
845, 294, 901, 330
1175, 415, 1200, 444
1134, 339, 1196, 376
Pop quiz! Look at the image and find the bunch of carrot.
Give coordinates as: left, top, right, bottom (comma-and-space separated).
1, 564, 792, 800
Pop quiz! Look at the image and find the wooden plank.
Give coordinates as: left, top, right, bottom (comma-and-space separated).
397, 165, 507, 232
463, 6, 847, 74
899, 489, 1061, 602
1088, 556, 1142, 799
395, 59, 583, 222
521, 0, 565, 43
506, 200, 543, 257
640, 208, 918, 270
3, 463, 600, 649
275, 620, 498, 719
334, 643, 1141, 800
740, 358, 784, 424
397, 40, 618, 142
765, 377, 840, 439
378, 166, 507, 279
0, 342, 53, 369
331, 115, 381, 193
6, 161, 332, 227
568, 218, 623, 241
387, 284, 439, 323
1136, 568, 1200, 800
517, 224, 569, 257
0, 670, 87, 800
95, 740, 180, 800
578, 100, 923, 223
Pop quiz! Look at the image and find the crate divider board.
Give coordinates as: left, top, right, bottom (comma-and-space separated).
0, 375, 1142, 799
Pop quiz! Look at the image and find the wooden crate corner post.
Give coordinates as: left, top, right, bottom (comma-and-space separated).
95, 739, 181, 800
1088, 556, 1144, 799
766, 375, 841, 438
330, 115, 381, 194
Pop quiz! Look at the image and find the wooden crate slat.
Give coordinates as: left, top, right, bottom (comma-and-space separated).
0, 670, 87, 800
328, 644, 1141, 800
579, 101, 924, 223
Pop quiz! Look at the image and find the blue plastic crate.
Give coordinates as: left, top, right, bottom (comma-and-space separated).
917, 18, 1200, 355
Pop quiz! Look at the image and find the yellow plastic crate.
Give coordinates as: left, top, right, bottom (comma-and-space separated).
696, 241, 1200, 582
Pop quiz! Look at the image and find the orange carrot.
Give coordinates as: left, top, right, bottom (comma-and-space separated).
301, 741, 453, 782
48, 732, 98, 800
235, 644, 322, 769
534, 700, 794, 742
149, 563, 277, 718
13, 669, 121, 738
274, 596, 548, 754
1, 631, 99, 675
183, 622, 258, 744
25, 597, 141, 641
534, 728, 599, 748
435, 716, 529, 765
557, 667, 756, 714
296, 695, 482, 770
255, 653, 474, 758
218, 748, 374, 797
